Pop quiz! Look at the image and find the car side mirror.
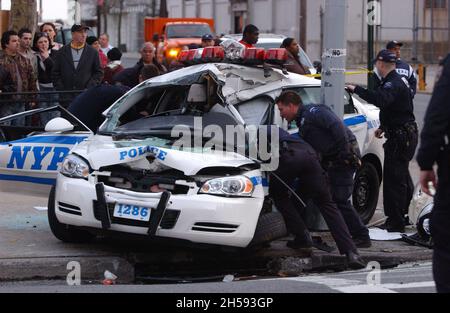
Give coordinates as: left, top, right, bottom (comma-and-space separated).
45, 117, 75, 133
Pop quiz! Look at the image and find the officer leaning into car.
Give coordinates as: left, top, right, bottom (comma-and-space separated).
347, 49, 418, 233
417, 53, 450, 293
268, 127, 366, 269
276, 91, 372, 248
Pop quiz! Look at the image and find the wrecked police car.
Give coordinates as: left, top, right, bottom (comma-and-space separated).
0, 47, 384, 248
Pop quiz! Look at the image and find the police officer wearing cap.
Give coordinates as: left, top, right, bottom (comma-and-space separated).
347, 49, 418, 233
276, 91, 371, 248
375, 41, 417, 98
201, 34, 215, 48
417, 53, 450, 293
268, 126, 365, 269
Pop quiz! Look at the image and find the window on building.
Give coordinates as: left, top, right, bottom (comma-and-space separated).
425, 0, 447, 9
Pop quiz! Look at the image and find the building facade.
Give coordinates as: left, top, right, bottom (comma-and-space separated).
68, 0, 159, 53
167, 0, 450, 64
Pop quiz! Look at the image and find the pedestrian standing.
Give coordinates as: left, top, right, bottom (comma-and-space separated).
99, 33, 113, 55
113, 42, 166, 88
417, 53, 450, 293
239, 24, 259, 48
0, 30, 37, 125
151, 33, 165, 65
51, 24, 103, 107
33, 32, 59, 125
40, 22, 63, 50
276, 91, 371, 248
347, 49, 418, 233
103, 48, 124, 84
87, 36, 108, 68
280, 38, 311, 75
268, 127, 366, 269
18, 28, 38, 83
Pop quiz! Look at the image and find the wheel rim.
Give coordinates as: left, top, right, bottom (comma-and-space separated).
355, 174, 370, 215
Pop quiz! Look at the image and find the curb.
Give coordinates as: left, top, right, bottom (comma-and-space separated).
0, 256, 134, 284
0, 241, 433, 283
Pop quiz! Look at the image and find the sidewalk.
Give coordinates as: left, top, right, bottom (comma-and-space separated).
0, 190, 432, 284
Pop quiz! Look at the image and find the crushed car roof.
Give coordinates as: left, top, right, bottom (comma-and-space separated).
143, 63, 320, 105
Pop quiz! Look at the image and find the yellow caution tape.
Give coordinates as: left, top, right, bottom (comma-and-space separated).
305, 69, 374, 78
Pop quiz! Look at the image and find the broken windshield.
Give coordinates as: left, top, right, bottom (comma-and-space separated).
99, 69, 224, 135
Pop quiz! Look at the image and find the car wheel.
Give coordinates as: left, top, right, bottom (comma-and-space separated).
417, 204, 433, 241
250, 212, 288, 246
48, 186, 95, 243
353, 162, 380, 225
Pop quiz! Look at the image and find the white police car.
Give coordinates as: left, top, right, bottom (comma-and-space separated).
0, 46, 384, 248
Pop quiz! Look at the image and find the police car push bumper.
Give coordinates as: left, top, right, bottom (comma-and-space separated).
54, 169, 265, 248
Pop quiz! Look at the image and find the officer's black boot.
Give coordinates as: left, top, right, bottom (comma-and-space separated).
346, 251, 366, 270
353, 236, 372, 248
287, 231, 314, 255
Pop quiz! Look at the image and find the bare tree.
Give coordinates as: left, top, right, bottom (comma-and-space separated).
8, 0, 37, 32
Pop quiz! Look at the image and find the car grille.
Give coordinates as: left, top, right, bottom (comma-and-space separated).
191, 222, 239, 234
58, 202, 82, 216
97, 167, 191, 195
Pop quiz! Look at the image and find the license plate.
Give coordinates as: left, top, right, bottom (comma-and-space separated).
113, 204, 151, 222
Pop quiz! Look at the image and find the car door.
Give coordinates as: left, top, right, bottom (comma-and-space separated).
0, 106, 92, 196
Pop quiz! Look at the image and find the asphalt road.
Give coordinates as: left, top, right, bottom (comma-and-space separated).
0, 262, 435, 293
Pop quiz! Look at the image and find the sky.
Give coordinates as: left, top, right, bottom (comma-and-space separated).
1, 0, 68, 20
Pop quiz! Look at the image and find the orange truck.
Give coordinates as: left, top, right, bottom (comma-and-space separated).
144, 17, 215, 64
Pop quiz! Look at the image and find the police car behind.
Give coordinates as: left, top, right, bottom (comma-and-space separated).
0, 46, 384, 248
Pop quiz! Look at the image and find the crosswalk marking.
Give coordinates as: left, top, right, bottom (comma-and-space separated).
263, 263, 435, 293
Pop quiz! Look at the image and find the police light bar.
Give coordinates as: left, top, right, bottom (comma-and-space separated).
243, 48, 266, 65
265, 48, 288, 65
201, 46, 225, 62
178, 49, 197, 64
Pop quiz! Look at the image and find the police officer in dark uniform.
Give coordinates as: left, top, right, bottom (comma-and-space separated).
417, 53, 450, 293
374, 41, 417, 98
268, 127, 365, 269
276, 91, 371, 248
347, 49, 418, 233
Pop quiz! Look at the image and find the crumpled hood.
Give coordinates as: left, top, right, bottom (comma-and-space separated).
74, 137, 255, 176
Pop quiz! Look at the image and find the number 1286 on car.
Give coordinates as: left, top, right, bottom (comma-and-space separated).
113, 204, 151, 222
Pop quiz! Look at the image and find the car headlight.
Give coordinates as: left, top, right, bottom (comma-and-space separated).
199, 176, 254, 197
60, 154, 90, 179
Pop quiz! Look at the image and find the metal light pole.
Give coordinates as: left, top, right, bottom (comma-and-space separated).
321, 0, 348, 119
367, 0, 376, 90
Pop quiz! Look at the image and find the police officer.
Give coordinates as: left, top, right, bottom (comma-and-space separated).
276, 91, 371, 248
374, 41, 417, 98
347, 49, 418, 233
268, 127, 365, 269
417, 53, 450, 293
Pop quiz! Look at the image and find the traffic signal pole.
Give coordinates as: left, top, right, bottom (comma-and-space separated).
321, 0, 348, 119
367, 0, 375, 90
